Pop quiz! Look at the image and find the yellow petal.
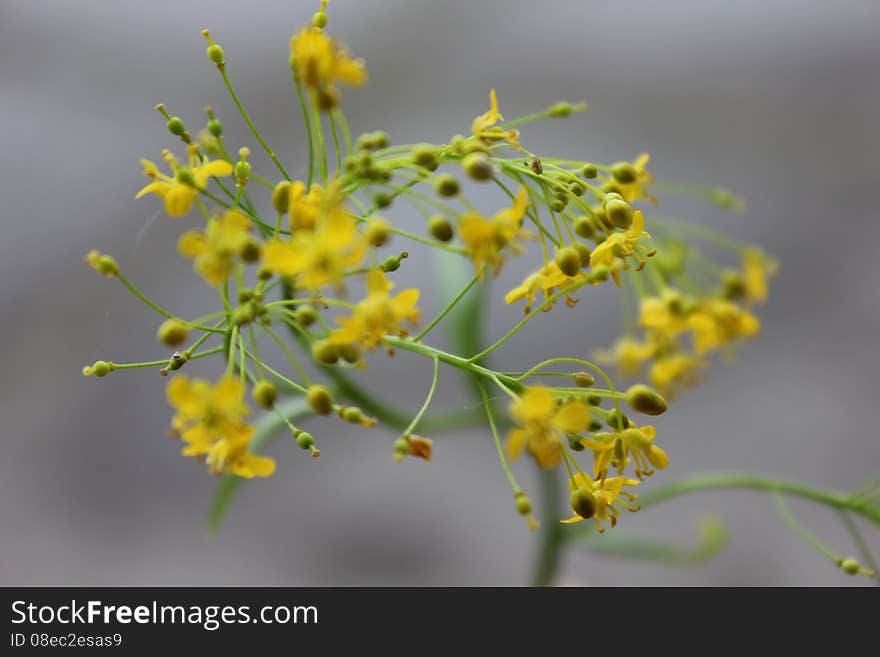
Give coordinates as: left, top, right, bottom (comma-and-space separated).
553, 401, 590, 434
177, 231, 207, 258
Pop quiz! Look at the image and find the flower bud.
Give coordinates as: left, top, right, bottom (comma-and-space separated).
555, 247, 581, 277
91, 360, 112, 377
312, 340, 339, 365
569, 181, 586, 197
626, 384, 668, 416
412, 143, 438, 169
574, 243, 591, 267
296, 431, 315, 450
366, 216, 391, 247
166, 116, 186, 136
604, 198, 633, 229
373, 192, 393, 209
293, 306, 318, 327
581, 164, 598, 179
340, 344, 361, 364
548, 101, 573, 117
606, 409, 631, 430
611, 161, 638, 184
515, 493, 533, 515
428, 215, 454, 242
434, 173, 460, 197
462, 152, 494, 181
306, 384, 334, 415
157, 319, 189, 347
252, 380, 277, 409
312, 11, 328, 28
839, 558, 862, 576
573, 216, 594, 238
206, 44, 224, 65
574, 372, 595, 387
208, 119, 223, 137
570, 488, 596, 519
381, 252, 408, 272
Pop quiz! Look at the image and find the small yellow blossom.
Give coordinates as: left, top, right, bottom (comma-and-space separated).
507, 387, 590, 469
166, 375, 274, 478
504, 262, 584, 314
589, 210, 652, 285
136, 147, 233, 218
328, 270, 421, 349
262, 210, 367, 290
460, 187, 532, 274
177, 209, 252, 286
471, 89, 520, 147
581, 424, 669, 480
290, 27, 366, 95
742, 248, 777, 304
650, 353, 707, 398
561, 472, 640, 532
639, 294, 689, 339
688, 299, 760, 356
595, 336, 656, 378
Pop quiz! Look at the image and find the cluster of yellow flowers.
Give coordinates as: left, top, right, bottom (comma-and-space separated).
81, 1, 780, 536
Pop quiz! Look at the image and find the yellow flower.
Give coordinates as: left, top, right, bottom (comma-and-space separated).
611, 153, 655, 204
688, 299, 760, 355
504, 262, 584, 314
588, 210, 651, 285
742, 248, 777, 304
136, 147, 233, 218
595, 336, 655, 378
177, 209, 252, 286
460, 187, 532, 274
506, 387, 590, 469
329, 270, 421, 349
166, 375, 274, 478
650, 353, 707, 398
639, 293, 689, 339
290, 27, 366, 94
561, 472, 640, 533
262, 209, 367, 290
581, 424, 669, 480
471, 89, 520, 147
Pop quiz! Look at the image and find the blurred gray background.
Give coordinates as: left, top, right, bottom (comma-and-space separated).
1, 0, 878, 586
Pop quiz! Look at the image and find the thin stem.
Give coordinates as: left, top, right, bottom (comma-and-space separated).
400, 356, 440, 437
413, 270, 481, 341
114, 273, 225, 333
294, 77, 315, 187
219, 67, 291, 181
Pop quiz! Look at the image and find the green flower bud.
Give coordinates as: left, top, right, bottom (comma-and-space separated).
381, 252, 408, 272
550, 198, 567, 213
611, 161, 638, 184
462, 152, 494, 181
157, 319, 189, 347
393, 437, 410, 454
573, 216, 594, 239
306, 384, 334, 415
839, 558, 861, 576
588, 418, 604, 432
257, 266, 273, 281
91, 360, 111, 378
296, 431, 315, 450
312, 340, 339, 365
625, 384, 668, 416
166, 117, 186, 136
434, 173, 460, 197
208, 119, 223, 137
239, 238, 261, 263
570, 488, 597, 519
206, 44, 224, 65
366, 217, 391, 247
568, 435, 586, 451
232, 305, 255, 326
604, 198, 633, 229
515, 494, 533, 515
569, 181, 586, 197
94, 254, 119, 277
574, 372, 595, 387
293, 306, 318, 327
722, 272, 746, 300
272, 180, 290, 214
581, 164, 598, 179
312, 11, 328, 28
371, 131, 390, 149
601, 182, 621, 195
574, 243, 591, 267
340, 344, 361, 364
234, 160, 251, 185
555, 247, 581, 277
252, 380, 277, 409
373, 192, 393, 209
342, 406, 364, 423
586, 394, 602, 406
548, 101, 573, 117
606, 409, 631, 431
428, 215, 454, 242
412, 143, 438, 168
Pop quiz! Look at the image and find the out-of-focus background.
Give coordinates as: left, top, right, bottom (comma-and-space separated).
2, 0, 878, 586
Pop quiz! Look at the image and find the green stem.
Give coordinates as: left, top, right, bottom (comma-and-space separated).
531, 466, 563, 586
219, 67, 291, 181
